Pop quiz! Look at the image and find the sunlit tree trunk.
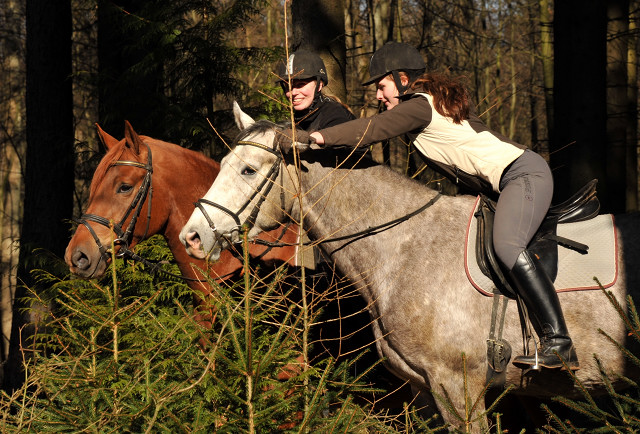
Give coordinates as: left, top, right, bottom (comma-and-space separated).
539, 0, 554, 141
496, 48, 504, 136
0, 0, 25, 379
477, 0, 492, 126
508, 26, 517, 139
370, 0, 390, 51
528, 48, 540, 153
345, 0, 370, 114
526, 2, 541, 153
473, 0, 488, 120
394, 0, 402, 41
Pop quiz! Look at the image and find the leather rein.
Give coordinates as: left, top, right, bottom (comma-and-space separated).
193, 138, 442, 251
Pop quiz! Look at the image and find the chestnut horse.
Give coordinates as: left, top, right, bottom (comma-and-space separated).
179, 104, 640, 431
65, 121, 301, 326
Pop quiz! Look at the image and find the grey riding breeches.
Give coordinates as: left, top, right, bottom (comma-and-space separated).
493, 150, 554, 271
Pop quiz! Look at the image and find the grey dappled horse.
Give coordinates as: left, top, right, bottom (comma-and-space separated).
179, 103, 640, 431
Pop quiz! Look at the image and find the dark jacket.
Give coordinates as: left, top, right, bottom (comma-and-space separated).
295, 95, 355, 131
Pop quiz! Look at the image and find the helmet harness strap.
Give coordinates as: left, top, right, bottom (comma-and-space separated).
391, 70, 408, 95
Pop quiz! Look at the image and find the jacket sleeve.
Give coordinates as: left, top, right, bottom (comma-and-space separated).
318, 96, 432, 147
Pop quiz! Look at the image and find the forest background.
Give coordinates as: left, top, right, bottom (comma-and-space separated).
0, 0, 638, 394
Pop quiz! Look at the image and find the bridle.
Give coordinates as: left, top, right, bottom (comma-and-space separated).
193, 139, 284, 248
192, 135, 442, 252
74, 139, 287, 284
74, 142, 154, 263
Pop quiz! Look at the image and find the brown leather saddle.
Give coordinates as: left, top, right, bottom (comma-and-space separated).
475, 179, 600, 299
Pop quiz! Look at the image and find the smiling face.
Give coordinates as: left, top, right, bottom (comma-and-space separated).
376, 75, 401, 110
375, 72, 412, 110
283, 78, 321, 111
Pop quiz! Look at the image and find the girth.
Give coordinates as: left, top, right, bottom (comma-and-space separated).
475, 179, 600, 298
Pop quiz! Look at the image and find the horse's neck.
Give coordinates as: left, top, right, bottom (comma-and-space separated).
293, 160, 474, 311
155, 141, 219, 180
297, 161, 440, 237
152, 141, 219, 276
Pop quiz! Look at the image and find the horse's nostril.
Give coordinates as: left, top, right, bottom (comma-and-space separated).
72, 250, 90, 270
186, 231, 201, 249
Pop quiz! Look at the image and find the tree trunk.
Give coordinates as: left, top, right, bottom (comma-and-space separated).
97, 0, 163, 137
5, 0, 74, 392
291, 0, 348, 103
0, 0, 25, 380
606, 0, 631, 214
371, 0, 390, 51
551, 0, 608, 208
539, 0, 554, 142
526, 3, 540, 153
508, 26, 517, 139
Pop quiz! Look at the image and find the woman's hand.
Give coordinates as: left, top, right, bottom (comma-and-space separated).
310, 132, 324, 145
274, 128, 315, 153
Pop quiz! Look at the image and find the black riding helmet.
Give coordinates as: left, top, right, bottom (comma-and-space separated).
362, 41, 426, 94
276, 50, 328, 91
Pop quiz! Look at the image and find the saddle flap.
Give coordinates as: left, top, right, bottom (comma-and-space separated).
474, 195, 559, 293
475, 200, 517, 298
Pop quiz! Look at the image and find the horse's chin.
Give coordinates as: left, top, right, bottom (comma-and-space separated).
69, 259, 108, 279
206, 248, 222, 262
185, 246, 207, 260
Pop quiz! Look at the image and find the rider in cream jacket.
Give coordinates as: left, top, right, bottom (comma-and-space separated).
318, 91, 525, 195
290, 41, 580, 372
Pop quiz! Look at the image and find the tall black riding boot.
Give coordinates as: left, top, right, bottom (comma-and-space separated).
510, 250, 579, 370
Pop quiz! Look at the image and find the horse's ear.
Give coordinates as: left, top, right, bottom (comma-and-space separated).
95, 123, 120, 150
233, 101, 255, 130
123, 120, 144, 155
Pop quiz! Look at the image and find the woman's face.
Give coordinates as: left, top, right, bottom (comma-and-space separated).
376, 75, 406, 110
284, 78, 320, 111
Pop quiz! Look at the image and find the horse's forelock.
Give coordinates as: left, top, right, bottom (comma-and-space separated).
234, 119, 284, 147
88, 140, 131, 199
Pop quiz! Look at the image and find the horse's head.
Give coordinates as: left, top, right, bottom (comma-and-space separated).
180, 103, 293, 261
65, 121, 161, 278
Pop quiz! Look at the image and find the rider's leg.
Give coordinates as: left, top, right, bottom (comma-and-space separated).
493, 150, 579, 370
508, 250, 579, 369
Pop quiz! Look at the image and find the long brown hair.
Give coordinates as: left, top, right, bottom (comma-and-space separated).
408, 73, 470, 124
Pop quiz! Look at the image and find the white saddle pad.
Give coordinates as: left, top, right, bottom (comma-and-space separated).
465, 196, 618, 296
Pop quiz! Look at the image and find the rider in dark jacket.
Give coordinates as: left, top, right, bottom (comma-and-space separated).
275, 50, 355, 132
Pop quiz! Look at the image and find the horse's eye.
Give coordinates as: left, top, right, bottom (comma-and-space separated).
241, 166, 256, 176
117, 184, 133, 194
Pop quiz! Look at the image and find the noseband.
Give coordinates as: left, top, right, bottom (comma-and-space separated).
194, 139, 283, 246
74, 142, 154, 262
